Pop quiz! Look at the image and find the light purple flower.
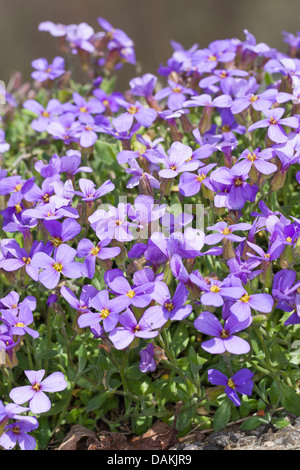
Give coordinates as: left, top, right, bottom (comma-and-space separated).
194, 311, 252, 354
143, 281, 192, 328
31, 244, 82, 289
0, 418, 39, 450
9, 370, 67, 414
207, 368, 254, 406
109, 308, 159, 350
248, 108, 298, 143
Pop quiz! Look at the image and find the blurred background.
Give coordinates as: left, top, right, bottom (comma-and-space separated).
1, 0, 300, 91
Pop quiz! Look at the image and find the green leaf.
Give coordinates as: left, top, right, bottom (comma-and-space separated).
269, 381, 281, 408
280, 382, 300, 415
240, 416, 261, 431
213, 399, 231, 431
86, 391, 115, 413
38, 349, 59, 360
271, 417, 290, 429
172, 323, 189, 357
94, 140, 117, 166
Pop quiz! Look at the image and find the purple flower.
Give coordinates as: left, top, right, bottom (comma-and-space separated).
143, 281, 192, 328
1, 306, 39, 339
31, 57, 65, 82
139, 343, 156, 373
106, 274, 154, 308
246, 239, 284, 265
178, 163, 216, 196
31, 244, 82, 289
159, 141, 199, 179
248, 108, 298, 144
190, 274, 245, 308
44, 218, 81, 252
109, 308, 159, 350
233, 147, 277, 175
9, 370, 67, 414
155, 79, 195, 110
77, 237, 121, 279
0, 418, 39, 450
210, 166, 258, 210
204, 222, 252, 245
230, 291, 274, 321
60, 285, 98, 314
112, 99, 156, 132
23, 202, 79, 221
183, 93, 232, 109
207, 368, 254, 406
1, 240, 44, 281
72, 178, 114, 201
194, 311, 252, 354
23, 99, 62, 132
77, 290, 128, 332
129, 73, 157, 99
89, 203, 140, 243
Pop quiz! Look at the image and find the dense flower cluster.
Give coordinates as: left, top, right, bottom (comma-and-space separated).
1, 17, 300, 449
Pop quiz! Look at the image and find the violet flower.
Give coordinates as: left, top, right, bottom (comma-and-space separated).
77, 289, 128, 332
139, 343, 156, 373
109, 308, 159, 350
207, 368, 254, 406
77, 237, 121, 279
9, 370, 67, 414
248, 108, 298, 143
194, 311, 252, 354
143, 281, 192, 329
31, 244, 82, 289
31, 57, 65, 82
0, 418, 39, 450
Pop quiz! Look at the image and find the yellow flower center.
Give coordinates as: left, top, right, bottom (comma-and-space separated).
100, 308, 110, 319
164, 301, 174, 312
133, 325, 140, 333
208, 55, 217, 61
15, 322, 25, 328
14, 184, 23, 192
247, 152, 257, 162
264, 254, 270, 259
103, 99, 109, 107
269, 116, 278, 125
53, 262, 63, 272
43, 193, 50, 203
170, 164, 177, 171
172, 86, 182, 93
234, 177, 243, 186
85, 125, 93, 131
210, 285, 221, 293
220, 329, 229, 339
196, 173, 206, 182
227, 378, 236, 389
32, 382, 41, 392
126, 290, 136, 298
12, 426, 20, 435
221, 125, 231, 133
286, 237, 292, 243
51, 237, 62, 247
220, 71, 228, 78
22, 257, 31, 265
128, 105, 138, 114
15, 204, 22, 213
222, 227, 231, 235
79, 106, 88, 113
249, 94, 258, 103
91, 246, 100, 256
42, 111, 50, 118
240, 293, 250, 303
